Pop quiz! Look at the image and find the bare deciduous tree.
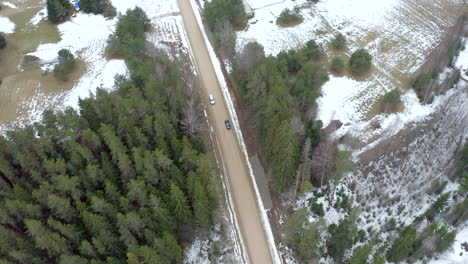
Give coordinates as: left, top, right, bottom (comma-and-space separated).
181, 94, 205, 136
311, 140, 337, 187
236, 41, 265, 78
216, 20, 236, 63
290, 115, 305, 137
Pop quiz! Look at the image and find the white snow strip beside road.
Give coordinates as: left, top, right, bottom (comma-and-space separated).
0, 17, 15, 34
188, 0, 282, 263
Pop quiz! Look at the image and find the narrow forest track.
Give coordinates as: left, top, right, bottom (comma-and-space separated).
176, 0, 275, 263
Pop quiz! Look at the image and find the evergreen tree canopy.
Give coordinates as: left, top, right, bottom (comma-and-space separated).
47, 0, 69, 23
0, 9, 215, 263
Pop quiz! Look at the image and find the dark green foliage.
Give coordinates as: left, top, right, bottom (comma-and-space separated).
236, 41, 328, 192
446, 198, 467, 225
54, 49, 76, 80
330, 56, 345, 73
277, 7, 303, 26
349, 48, 372, 75
448, 40, 461, 64
331, 33, 346, 50
306, 120, 323, 148
80, 0, 116, 17
461, 173, 468, 193
203, 0, 247, 31
47, 0, 70, 23
413, 72, 432, 101
433, 224, 456, 253
0, 34, 6, 49
386, 227, 417, 263
106, 7, 150, 58
349, 243, 371, 264
327, 209, 359, 261
0, 10, 216, 263
310, 200, 324, 217
383, 89, 401, 105
282, 208, 323, 262
427, 192, 450, 220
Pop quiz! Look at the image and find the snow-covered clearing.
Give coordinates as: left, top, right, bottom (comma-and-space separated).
0, 16, 15, 33
239, 0, 464, 145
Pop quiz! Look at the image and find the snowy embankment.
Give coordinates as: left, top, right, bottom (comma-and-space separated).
0, 17, 15, 34
188, 0, 282, 263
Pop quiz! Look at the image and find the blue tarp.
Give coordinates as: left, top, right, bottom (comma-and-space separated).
75, 2, 80, 9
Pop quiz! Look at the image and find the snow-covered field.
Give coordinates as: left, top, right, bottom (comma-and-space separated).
239, 0, 464, 146
237, 0, 467, 263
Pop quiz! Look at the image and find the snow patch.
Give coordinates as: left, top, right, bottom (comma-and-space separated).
111, 0, 179, 16
29, 7, 47, 26
0, 16, 15, 34
2, 2, 17, 8
25, 12, 127, 113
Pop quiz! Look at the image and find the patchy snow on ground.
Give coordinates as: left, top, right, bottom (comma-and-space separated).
2, 2, 17, 8
238, 1, 467, 263
426, 224, 468, 264
112, 0, 179, 17
27, 12, 127, 111
29, 6, 47, 26
0, 16, 15, 33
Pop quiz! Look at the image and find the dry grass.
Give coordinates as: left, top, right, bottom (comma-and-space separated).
0, 0, 87, 126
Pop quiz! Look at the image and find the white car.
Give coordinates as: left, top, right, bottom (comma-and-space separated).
209, 94, 215, 105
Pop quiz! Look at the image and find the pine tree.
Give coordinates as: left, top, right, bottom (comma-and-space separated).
169, 184, 191, 223
387, 227, 417, 262
47, 0, 68, 23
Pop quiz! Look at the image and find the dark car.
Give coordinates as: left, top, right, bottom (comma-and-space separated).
224, 120, 231, 130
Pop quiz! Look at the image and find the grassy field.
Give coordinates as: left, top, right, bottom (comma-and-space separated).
0, 0, 86, 127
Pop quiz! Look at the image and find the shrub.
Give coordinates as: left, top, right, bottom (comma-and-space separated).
331, 33, 346, 50
277, 7, 303, 26
386, 227, 417, 263
327, 209, 359, 261
203, 0, 247, 31
106, 7, 150, 58
47, 0, 70, 23
413, 72, 432, 100
80, 0, 116, 17
349, 48, 372, 74
0, 34, 6, 49
383, 89, 401, 105
330, 56, 345, 73
282, 208, 323, 262
53, 49, 75, 80
302, 40, 323, 61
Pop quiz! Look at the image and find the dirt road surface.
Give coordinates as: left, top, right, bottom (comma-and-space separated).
177, 0, 274, 263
